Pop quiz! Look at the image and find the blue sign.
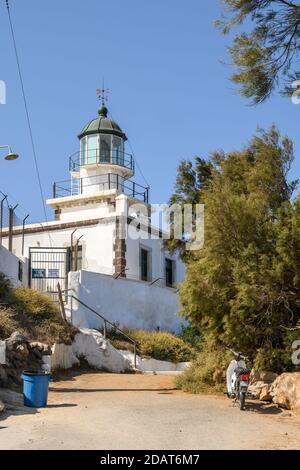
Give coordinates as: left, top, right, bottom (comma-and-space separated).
32, 269, 46, 279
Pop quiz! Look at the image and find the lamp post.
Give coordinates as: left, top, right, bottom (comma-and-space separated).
0, 145, 19, 247
0, 145, 19, 161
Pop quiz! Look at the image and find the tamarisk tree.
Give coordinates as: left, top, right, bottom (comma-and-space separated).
217, 0, 300, 103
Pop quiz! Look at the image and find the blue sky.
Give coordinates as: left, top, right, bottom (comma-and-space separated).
0, 0, 299, 222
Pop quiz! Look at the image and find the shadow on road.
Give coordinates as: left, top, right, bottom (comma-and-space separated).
246, 401, 282, 415
49, 387, 177, 393
0, 404, 38, 424
46, 403, 78, 408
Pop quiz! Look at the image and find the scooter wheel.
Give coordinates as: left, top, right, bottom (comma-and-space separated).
239, 391, 246, 410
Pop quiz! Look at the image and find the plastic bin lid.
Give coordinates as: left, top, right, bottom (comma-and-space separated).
22, 370, 51, 376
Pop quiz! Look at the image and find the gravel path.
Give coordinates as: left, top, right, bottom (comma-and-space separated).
0, 372, 299, 450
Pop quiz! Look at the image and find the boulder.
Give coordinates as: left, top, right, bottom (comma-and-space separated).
248, 381, 266, 399
259, 384, 272, 401
0, 399, 5, 413
270, 373, 300, 415
0, 365, 8, 386
5, 332, 29, 350
15, 344, 29, 359
250, 371, 278, 385
30, 342, 52, 356
0, 389, 23, 407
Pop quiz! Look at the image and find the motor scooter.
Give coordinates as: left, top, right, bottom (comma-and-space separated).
226, 348, 251, 410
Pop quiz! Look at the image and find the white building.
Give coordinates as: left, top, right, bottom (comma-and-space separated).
1, 103, 185, 332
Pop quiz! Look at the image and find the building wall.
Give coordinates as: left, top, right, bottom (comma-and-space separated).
1, 221, 116, 277
125, 231, 185, 284
68, 270, 185, 333
0, 245, 26, 286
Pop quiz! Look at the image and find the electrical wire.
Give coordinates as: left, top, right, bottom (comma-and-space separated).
107, 108, 151, 190
5, 0, 53, 245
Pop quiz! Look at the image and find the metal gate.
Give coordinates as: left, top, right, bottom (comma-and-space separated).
29, 247, 70, 301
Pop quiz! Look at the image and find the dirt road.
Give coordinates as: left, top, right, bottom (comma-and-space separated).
0, 372, 299, 450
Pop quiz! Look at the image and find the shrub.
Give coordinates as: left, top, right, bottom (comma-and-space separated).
178, 324, 202, 350
176, 334, 233, 394
110, 329, 195, 363
176, 346, 232, 394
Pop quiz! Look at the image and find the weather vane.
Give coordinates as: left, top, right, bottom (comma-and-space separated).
96, 81, 110, 106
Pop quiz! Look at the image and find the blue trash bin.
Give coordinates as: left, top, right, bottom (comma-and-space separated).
21, 370, 52, 407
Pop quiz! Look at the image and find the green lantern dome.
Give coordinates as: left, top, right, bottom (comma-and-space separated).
78, 106, 127, 140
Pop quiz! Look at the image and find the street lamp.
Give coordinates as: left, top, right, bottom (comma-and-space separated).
0, 145, 19, 161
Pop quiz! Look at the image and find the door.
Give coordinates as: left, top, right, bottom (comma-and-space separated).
29, 247, 70, 301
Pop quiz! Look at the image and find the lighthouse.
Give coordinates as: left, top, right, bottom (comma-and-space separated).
3, 98, 185, 333
47, 103, 149, 222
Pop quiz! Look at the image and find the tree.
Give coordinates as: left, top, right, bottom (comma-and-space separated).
179, 126, 300, 371
217, 0, 300, 103
165, 157, 213, 257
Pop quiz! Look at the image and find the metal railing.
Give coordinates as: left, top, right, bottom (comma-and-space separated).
53, 173, 149, 203
67, 294, 137, 368
69, 149, 135, 173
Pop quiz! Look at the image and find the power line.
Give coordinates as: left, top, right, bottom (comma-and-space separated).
107, 108, 151, 189
5, 0, 53, 245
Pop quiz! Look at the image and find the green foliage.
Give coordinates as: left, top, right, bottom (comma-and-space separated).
178, 324, 202, 350
0, 275, 77, 344
217, 0, 300, 103
176, 336, 232, 394
177, 126, 300, 377
110, 329, 195, 363
165, 157, 213, 257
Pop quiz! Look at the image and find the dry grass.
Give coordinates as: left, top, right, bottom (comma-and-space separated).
0, 273, 77, 344
0, 307, 18, 339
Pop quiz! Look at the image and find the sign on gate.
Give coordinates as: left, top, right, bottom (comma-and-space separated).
32, 268, 46, 279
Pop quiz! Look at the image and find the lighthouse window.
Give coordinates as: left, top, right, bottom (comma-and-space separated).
112, 136, 123, 165
100, 135, 111, 163
87, 135, 98, 164
80, 138, 87, 165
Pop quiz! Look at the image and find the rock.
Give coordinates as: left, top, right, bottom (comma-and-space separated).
15, 344, 29, 359
0, 365, 8, 386
280, 411, 292, 417
270, 373, 300, 415
250, 371, 278, 385
248, 381, 266, 399
31, 348, 43, 360
0, 389, 23, 406
0, 400, 5, 413
259, 384, 272, 401
30, 342, 52, 356
6, 332, 29, 350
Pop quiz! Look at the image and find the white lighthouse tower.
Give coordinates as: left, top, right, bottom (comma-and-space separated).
47, 100, 149, 223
